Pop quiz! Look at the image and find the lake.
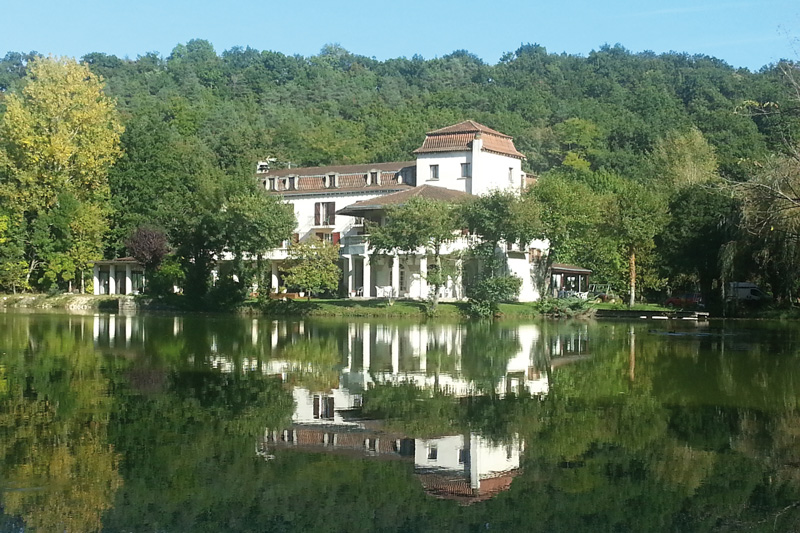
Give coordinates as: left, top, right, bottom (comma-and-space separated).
1, 310, 799, 532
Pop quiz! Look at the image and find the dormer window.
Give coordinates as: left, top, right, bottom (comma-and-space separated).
288, 176, 296, 190
368, 170, 378, 186
325, 173, 338, 188
268, 178, 276, 191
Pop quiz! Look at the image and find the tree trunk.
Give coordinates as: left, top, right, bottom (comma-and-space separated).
628, 247, 636, 308
80, 269, 85, 294
26, 259, 38, 287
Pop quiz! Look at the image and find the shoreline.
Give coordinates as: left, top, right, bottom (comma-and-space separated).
3, 293, 788, 320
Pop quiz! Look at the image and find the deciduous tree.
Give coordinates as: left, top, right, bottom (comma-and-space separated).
281, 238, 341, 300
0, 56, 122, 290
369, 197, 461, 313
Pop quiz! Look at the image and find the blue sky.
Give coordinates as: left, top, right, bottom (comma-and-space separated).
2, 0, 798, 70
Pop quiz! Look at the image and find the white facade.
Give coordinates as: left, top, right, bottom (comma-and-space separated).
262, 121, 548, 301
414, 136, 525, 196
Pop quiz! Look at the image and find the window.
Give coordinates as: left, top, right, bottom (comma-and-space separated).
427, 445, 438, 460
458, 448, 469, 464
353, 217, 364, 226
461, 162, 471, 178
508, 167, 514, 185
313, 395, 335, 419
429, 164, 439, 181
314, 202, 336, 226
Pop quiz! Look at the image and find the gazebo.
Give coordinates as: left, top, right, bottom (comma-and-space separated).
92, 257, 145, 295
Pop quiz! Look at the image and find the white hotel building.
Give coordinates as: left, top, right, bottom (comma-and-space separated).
260, 120, 556, 302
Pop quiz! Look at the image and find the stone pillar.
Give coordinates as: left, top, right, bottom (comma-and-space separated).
362, 254, 371, 298
344, 255, 354, 296
109, 264, 116, 295
418, 256, 428, 299
391, 253, 400, 298
93, 265, 100, 295
125, 264, 132, 295
271, 262, 279, 293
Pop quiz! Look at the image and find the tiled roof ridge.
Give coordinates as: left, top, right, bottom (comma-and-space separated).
427, 120, 512, 139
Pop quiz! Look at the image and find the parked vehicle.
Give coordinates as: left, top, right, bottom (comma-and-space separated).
664, 293, 704, 308
726, 282, 769, 302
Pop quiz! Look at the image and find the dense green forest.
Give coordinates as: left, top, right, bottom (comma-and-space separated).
1, 40, 800, 307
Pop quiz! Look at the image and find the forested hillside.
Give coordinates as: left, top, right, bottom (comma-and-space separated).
1, 40, 799, 306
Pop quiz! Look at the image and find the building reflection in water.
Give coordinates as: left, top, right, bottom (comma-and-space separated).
85, 314, 591, 503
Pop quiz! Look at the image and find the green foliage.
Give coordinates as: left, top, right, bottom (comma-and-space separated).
533, 297, 594, 318
1, 41, 796, 302
369, 197, 462, 313
462, 189, 541, 251
0, 57, 122, 292
466, 275, 522, 318
281, 238, 341, 299
147, 256, 185, 296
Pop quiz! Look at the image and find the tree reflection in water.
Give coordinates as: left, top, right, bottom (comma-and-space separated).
2, 313, 800, 531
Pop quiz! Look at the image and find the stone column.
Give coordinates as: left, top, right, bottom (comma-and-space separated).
125, 264, 132, 295
344, 255, 353, 296
271, 261, 279, 293
391, 253, 400, 298
109, 264, 116, 295
362, 254, 371, 298
418, 256, 428, 299
93, 265, 100, 295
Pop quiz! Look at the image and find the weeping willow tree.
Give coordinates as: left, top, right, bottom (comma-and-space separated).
732, 151, 800, 302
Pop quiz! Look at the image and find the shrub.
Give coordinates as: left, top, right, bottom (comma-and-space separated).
466, 275, 522, 318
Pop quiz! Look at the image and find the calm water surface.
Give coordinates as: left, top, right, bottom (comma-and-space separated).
1, 310, 799, 532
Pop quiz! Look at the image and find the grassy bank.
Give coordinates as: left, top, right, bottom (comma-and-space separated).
255, 299, 547, 319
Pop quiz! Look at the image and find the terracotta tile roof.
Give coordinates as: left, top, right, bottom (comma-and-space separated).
337, 185, 470, 215
428, 120, 510, 137
261, 161, 417, 196
416, 470, 520, 505
414, 120, 526, 159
